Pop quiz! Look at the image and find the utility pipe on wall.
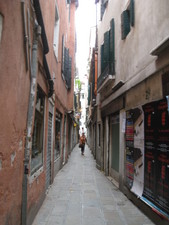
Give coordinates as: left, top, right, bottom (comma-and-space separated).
21, 23, 41, 225
21, 0, 29, 70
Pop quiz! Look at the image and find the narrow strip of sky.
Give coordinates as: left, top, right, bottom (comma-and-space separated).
75, 0, 96, 78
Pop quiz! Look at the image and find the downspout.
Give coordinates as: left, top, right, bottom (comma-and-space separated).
21, 24, 41, 225
21, 0, 29, 70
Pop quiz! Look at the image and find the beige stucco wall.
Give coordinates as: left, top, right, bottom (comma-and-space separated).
98, 0, 169, 100
126, 71, 163, 110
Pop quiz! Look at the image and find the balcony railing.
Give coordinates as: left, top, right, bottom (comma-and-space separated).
97, 65, 109, 90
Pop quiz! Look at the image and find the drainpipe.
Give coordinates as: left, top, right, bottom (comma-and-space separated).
21, 0, 29, 70
21, 24, 41, 225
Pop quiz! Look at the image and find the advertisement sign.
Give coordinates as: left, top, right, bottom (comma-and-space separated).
156, 99, 169, 214
126, 107, 144, 196
143, 98, 169, 216
143, 102, 156, 202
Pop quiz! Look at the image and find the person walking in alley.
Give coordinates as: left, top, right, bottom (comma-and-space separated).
79, 130, 86, 155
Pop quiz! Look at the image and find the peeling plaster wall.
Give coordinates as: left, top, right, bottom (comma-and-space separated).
0, 1, 29, 224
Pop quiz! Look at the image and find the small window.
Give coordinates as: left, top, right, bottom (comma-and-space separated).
53, 3, 60, 59
31, 87, 45, 174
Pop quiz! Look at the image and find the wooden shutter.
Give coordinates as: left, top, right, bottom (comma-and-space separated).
64, 47, 69, 81
104, 31, 109, 70
61, 35, 65, 73
101, 44, 104, 74
88, 84, 91, 106
109, 18, 115, 75
67, 56, 72, 89
130, 0, 135, 27
100, 0, 108, 20
121, 10, 130, 40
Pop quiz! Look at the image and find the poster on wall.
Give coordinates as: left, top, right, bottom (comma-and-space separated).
126, 111, 134, 189
142, 102, 157, 203
131, 107, 144, 197
142, 97, 169, 218
125, 107, 144, 196
156, 98, 169, 215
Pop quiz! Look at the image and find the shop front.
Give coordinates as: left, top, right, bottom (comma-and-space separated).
125, 97, 169, 220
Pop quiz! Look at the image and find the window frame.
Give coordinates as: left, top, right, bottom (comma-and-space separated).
31, 86, 46, 175
54, 111, 62, 160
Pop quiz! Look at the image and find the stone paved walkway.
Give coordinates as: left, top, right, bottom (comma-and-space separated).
32, 144, 155, 225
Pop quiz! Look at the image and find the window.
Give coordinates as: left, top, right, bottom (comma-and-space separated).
121, 0, 135, 40
55, 111, 62, 159
53, 3, 60, 59
31, 87, 45, 174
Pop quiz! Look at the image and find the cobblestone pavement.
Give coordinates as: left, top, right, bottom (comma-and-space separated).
32, 144, 155, 225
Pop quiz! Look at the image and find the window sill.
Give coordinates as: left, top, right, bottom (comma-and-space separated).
97, 75, 115, 93
150, 36, 169, 56
28, 166, 44, 184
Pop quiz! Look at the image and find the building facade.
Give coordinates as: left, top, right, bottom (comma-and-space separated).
0, 0, 78, 225
87, 0, 169, 223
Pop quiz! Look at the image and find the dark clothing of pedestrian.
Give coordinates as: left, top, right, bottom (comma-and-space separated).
79, 133, 86, 155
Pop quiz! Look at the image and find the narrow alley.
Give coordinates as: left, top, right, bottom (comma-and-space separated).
1, 1, 169, 225
32, 144, 155, 225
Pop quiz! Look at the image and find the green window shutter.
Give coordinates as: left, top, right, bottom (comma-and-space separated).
104, 31, 109, 69
109, 18, 115, 75
121, 10, 130, 40
88, 84, 91, 106
61, 35, 65, 73
130, 0, 135, 27
67, 56, 72, 89
64, 47, 69, 81
101, 44, 104, 74
100, 3, 104, 20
